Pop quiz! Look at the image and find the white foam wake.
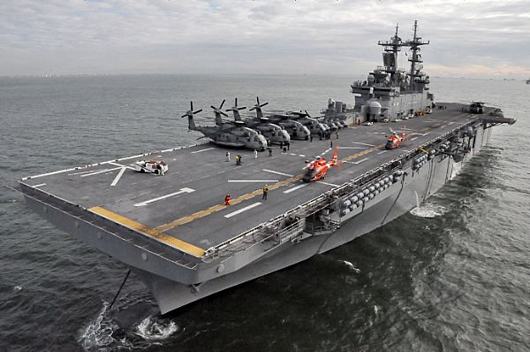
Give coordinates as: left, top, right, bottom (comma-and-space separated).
135, 315, 179, 341
342, 260, 361, 273
78, 302, 126, 351
410, 203, 447, 218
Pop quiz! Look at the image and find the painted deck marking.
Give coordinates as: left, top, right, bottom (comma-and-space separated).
224, 202, 262, 219
228, 179, 278, 183
155, 145, 383, 232
67, 170, 95, 176
134, 187, 196, 207
352, 141, 375, 147
110, 167, 127, 187
89, 206, 205, 257
353, 158, 369, 165
107, 161, 135, 170
81, 167, 122, 177
262, 169, 294, 177
410, 137, 419, 141
284, 184, 307, 194
318, 181, 340, 187
338, 146, 365, 150
448, 122, 455, 125
156, 174, 304, 231
33, 183, 46, 188
377, 151, 387, 155
191, 147, 215, 154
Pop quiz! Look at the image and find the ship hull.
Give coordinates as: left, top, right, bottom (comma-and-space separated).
133, 125, 491, 314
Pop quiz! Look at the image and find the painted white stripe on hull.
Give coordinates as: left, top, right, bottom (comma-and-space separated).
224, 202, 262, 218
262, 169, 294, 177
110, 167, 127, 187
228, 180, 278, 183
134, 187, 196, 207
191, 147, 215, 154
284, 184, 307, 194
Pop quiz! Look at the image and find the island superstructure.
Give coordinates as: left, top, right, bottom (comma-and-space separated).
19, 22, 515, 314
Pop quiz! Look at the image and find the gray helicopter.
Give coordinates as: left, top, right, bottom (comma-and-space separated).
265, 111, 311, 140
181, 101, 267, 151
288, 110, 330, 137
230, 97, 291, 145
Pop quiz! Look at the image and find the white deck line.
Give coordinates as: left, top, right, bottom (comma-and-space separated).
410, 137, 419, 141
353, 158, 369, 165
228, 180, 278, 183
107, 161, 135, 170
134, 187, 195, 207
224, 202, 262, 218
377, 151, 387, 155
284, 184, 307, 194
81, 167, 122, 178
338, 146, 365, 150
191, 147, 215, 154
318, 181, 340, 187
33, 183, 46, 188
448, 122, 455, 125
262, 169, 294, 177
352, 142, 375, 147
110, 167, 127, 187
67, 170, 95, 176
21, 143, 212, 181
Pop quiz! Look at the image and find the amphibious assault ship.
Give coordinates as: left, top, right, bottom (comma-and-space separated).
19, 22, 515, 314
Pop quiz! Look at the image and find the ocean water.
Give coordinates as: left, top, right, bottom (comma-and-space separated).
0, 75, 528, 352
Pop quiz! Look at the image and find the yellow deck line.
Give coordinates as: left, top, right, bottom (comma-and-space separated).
155, 145, 385, 233
89, 206, 206, 257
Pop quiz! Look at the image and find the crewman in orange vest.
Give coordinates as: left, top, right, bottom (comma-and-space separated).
224, 194, 231, 205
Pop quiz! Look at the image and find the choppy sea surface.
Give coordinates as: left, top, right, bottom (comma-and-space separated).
0, 75, 528, 352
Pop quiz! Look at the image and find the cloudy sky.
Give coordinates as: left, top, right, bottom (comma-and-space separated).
1, 0, 529, 78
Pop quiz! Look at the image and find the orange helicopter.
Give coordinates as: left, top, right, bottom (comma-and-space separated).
303, 146, 341, 183
385, 127, 408, 149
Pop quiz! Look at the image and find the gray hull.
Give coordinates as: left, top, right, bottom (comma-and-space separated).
133, 126, 491, 314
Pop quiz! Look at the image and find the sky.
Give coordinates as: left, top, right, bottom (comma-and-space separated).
1, 0, 529, 78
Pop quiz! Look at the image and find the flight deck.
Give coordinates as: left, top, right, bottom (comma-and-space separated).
20, 103, 486, 258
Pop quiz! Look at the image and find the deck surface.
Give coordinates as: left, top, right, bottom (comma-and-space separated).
22, 103, 479, 255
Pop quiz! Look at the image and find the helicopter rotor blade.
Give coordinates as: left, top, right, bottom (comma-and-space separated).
219, 99, 226, 109
193, 109, 202, 114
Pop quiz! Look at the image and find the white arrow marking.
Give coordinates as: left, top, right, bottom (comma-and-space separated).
134, 187, 195, 206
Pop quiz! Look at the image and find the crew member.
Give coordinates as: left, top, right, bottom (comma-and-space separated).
262, 185, 269, 200
224, 194, 231, 205
226, 151, 231, 162
254, 149, 258, 159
